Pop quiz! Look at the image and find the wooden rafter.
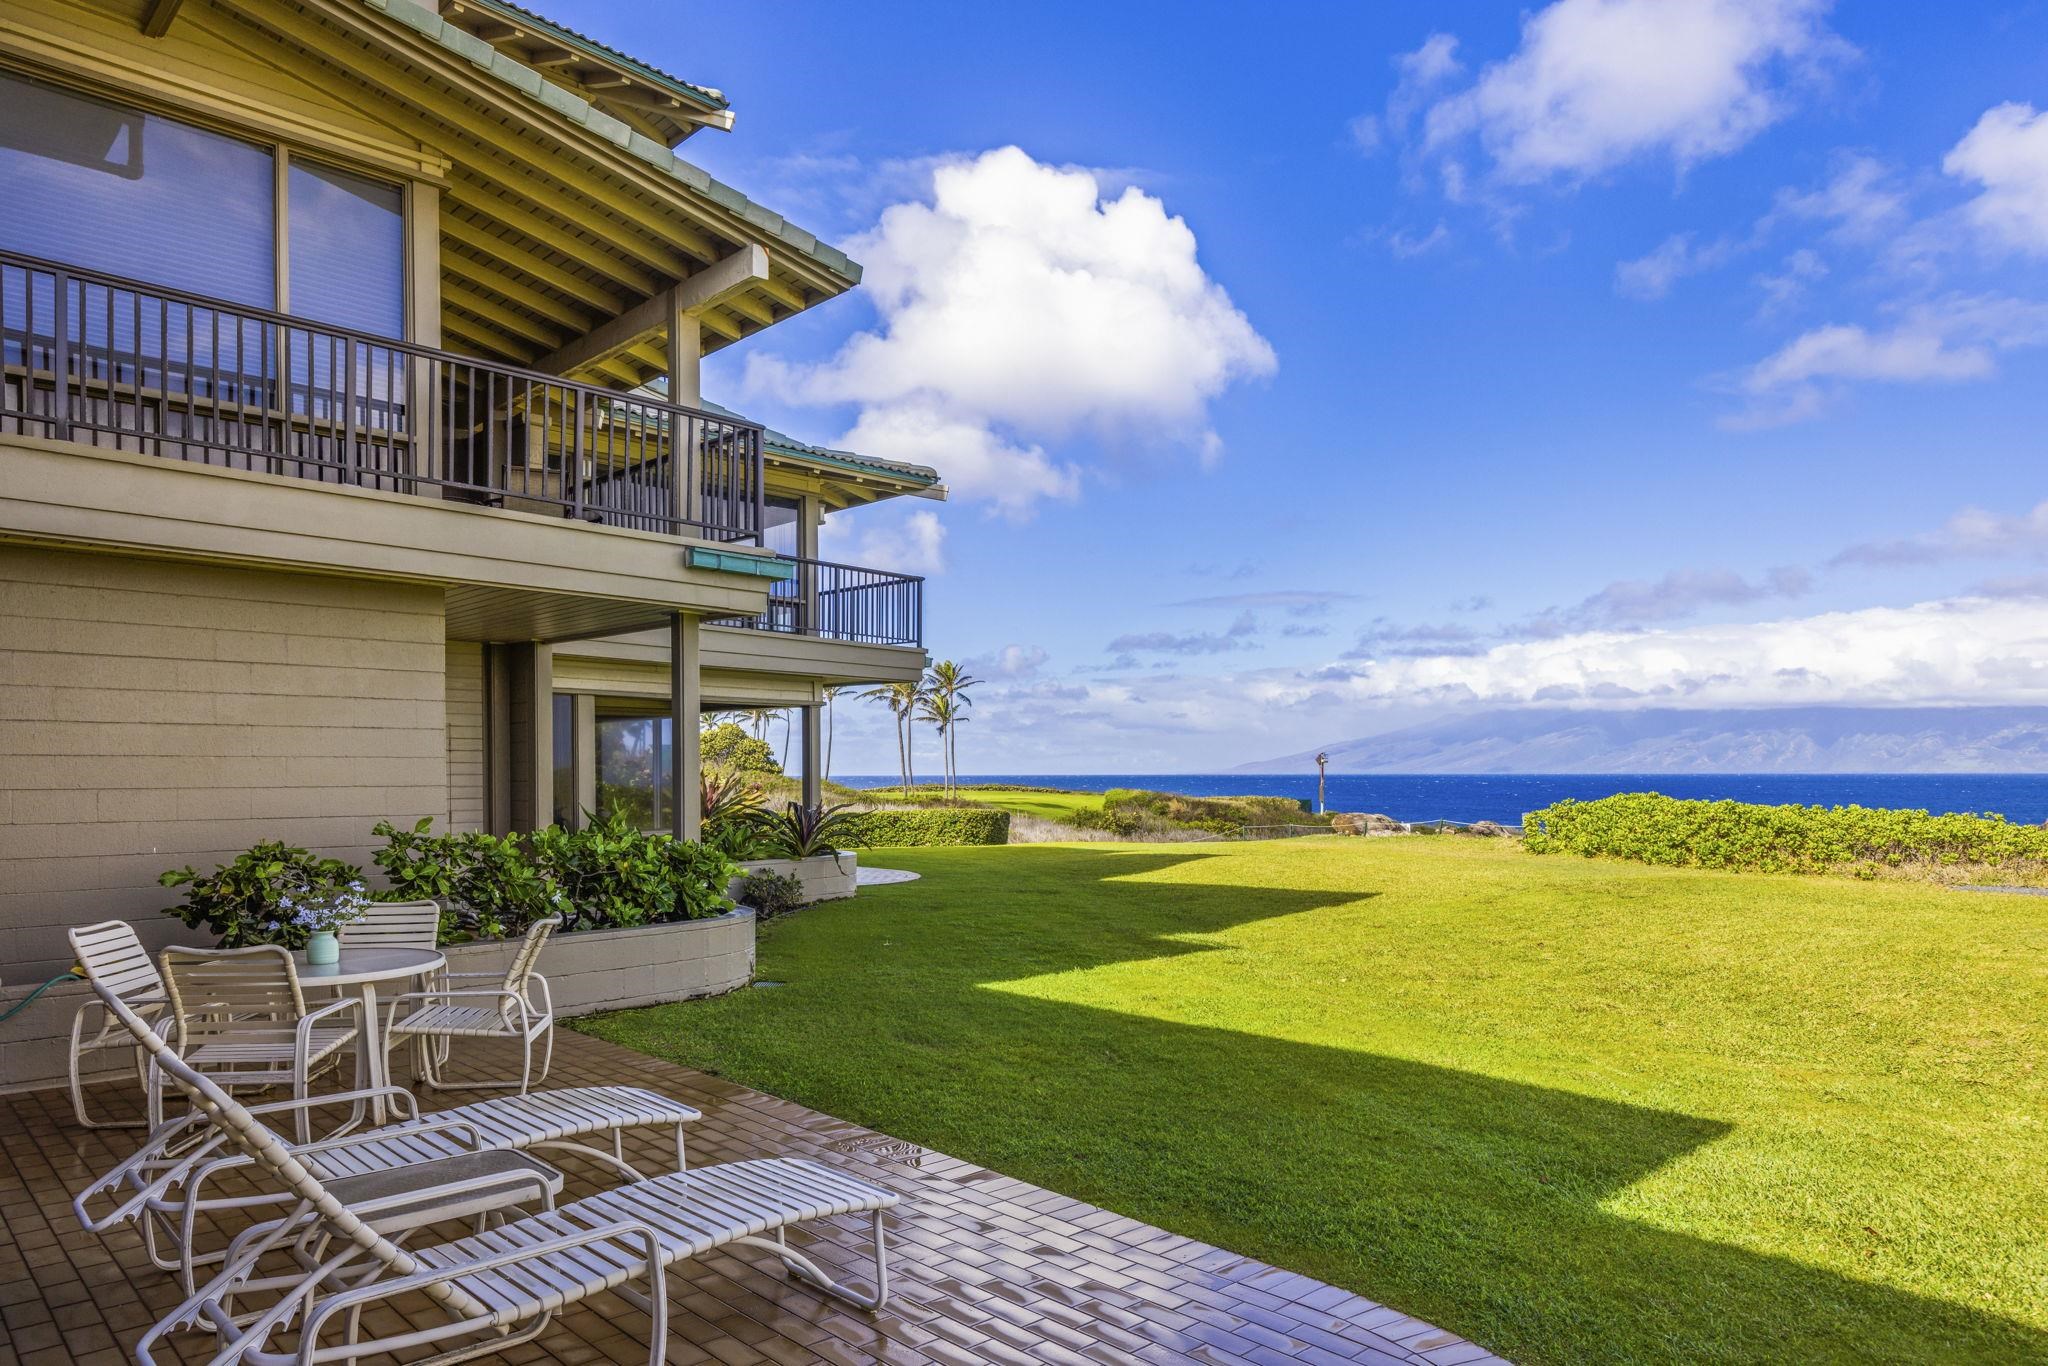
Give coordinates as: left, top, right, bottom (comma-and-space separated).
141, 0, 186, 38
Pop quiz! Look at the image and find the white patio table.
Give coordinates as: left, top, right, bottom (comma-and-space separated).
295, 945, 444, 1124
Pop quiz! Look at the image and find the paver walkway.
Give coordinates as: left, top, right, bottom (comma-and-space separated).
0, 1027, 1507, 1365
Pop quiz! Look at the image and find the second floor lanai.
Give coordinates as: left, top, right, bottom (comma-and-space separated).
0, 0, 932, 651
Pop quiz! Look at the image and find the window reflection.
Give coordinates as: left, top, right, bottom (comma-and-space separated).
288, 160, 403, 336
596, 714, 672, 830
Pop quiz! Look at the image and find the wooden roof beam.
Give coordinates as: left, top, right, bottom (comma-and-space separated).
141, 0, 186, 38
532, 245, 767, 377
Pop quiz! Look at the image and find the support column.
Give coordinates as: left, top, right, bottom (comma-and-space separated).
490, 642, 553, 833
801, 705, 823, 809
570, 693, 597, 827
669, 613, 702, 840
669, 309, 702, 534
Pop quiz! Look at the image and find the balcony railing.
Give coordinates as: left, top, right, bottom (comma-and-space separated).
709, 554, 923, 648
0, 251, 764, 542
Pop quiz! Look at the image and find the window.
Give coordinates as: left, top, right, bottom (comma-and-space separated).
763, 497, 802, 559
289, 160, 403, 336
0, 72, 273, 306
0, 73, 409, 337
551, 695, 576, 828
596, 715, 673, 830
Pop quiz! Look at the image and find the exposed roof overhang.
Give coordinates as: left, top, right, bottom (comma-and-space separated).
198, 0, 861, 390
433, 0, 733, 147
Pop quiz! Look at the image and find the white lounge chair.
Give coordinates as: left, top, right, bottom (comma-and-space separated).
85, 984, 897, 1366
384, 915, 559, 1092
76, 1081, 702, 1291
159, 944, 367, 1142
66, 919, 174, 1128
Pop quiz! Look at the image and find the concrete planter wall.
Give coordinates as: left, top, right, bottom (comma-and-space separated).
731, 851, 858, 904
441, 909, 755, 1018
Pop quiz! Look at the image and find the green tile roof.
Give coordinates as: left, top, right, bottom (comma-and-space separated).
450, 0, 729, 113
698, 400, 943, 489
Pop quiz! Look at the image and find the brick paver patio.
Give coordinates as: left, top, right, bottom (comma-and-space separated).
0, 1027, 1507, 1365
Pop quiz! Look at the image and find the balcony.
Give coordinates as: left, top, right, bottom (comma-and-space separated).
0, 252, 765, 543
708, 554, 923, 648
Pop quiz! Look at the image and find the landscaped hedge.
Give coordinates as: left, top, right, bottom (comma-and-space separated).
837, 808, 1010, 847
1523, 792, 2048, 878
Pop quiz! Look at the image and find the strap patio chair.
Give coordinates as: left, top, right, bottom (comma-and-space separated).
159, 944, 367, 1143
84, 983, 897, 1366
65, 919, 174, 1129
337, 897, 446, 1072
76, 1080, 701, 1292
384, 915, 560, 1093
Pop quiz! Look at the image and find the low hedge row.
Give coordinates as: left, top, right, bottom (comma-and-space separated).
838, 808, 1010, 847
1523, 792, 2048, 877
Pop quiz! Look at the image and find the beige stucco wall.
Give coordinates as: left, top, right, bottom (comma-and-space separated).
0, 545, 448, 974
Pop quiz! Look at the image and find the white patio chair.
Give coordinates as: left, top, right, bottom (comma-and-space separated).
384, 915, 559, 1092
66, 919, 174, 1129
84, 984, 897, 1366
76, 1079, 701, 1291
338, 897, 446, 1073
159, 944, 366, 1143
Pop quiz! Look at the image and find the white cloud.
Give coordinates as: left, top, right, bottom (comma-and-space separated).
1754, 247, 1827, 316
1615, 232, 1739, 299
818, 507, 947, 576
838, 402, 1077, 519
1944, 101, 2048, 256
1728, 293, 2048, 426
1769, 153, 1906, 241
745, 147, 1275, 517
1419, 0, 1848, 184
1323, 595, 2048, 709
1833, 500, 2048, 568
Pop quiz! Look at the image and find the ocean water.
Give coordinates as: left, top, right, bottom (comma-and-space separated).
834, 773, 2048, 827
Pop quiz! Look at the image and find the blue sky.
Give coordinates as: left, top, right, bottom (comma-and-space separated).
552, 0, 2048, 773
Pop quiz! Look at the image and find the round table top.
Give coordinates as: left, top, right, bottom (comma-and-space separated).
294, 945, 445, 987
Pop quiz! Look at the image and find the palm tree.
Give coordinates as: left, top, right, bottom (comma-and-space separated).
860, 681, 923, 793
821, 686, 845, 784
917, 691, 965, 797
923, 661, 981, 797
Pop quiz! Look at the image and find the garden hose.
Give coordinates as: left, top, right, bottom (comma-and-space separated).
0, 966, 86, 1022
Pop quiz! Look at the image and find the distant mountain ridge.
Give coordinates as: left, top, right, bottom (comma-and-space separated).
1236, 707, 2048, 774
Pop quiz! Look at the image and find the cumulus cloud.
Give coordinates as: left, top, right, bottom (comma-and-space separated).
1944, 102, 2048, 256
1754, 247, 1827, 316
745, 147, 1275, 517
817, 507, 947, 576
1416, 0, 1849, 185
973, 644, 1050, 677
1728, 293, 2048, 426
1832, 500, 2048, 568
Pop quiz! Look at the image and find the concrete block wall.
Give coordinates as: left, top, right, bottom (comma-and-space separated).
440, 910, 755, 1016
0, 545, 450, 1088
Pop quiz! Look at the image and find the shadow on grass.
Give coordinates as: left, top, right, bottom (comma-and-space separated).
583, 844, 2046, 1365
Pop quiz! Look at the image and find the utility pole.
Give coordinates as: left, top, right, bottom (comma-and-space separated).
1315, 751, 1329, 815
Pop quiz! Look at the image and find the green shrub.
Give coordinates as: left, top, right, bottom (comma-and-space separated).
1523, 792, 2048, 878
737, 869, 806, 919
371, 818, 562, 943
525, 810, 737, 929
1103, 788, 1317, 832
700, 722, 781, 775
838, 808, 1011, 847
160, 842, 366, 949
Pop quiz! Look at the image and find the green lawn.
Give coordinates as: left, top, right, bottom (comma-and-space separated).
856, 778, 1105, 823
577, 838, 2048, 1364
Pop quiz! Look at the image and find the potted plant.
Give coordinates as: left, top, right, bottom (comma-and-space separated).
281, 876, 373, 964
